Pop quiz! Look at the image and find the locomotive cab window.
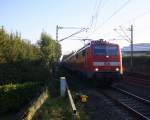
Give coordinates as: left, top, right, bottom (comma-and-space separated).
93, 45, 119, 56
94, 46, 106, 55
107, 46, 119, 56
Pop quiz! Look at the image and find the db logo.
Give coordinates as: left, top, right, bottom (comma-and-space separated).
104, 62, 110, 66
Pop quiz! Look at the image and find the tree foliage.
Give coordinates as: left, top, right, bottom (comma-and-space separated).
0, 27, 40, 63
0, 27, 62, 115
0, 27, 61, 84
38, 32, 61, 70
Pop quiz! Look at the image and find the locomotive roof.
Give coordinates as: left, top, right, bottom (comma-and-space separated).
76, 40, 118, 53
90, 40, 118, 46
63, 39, 119, 61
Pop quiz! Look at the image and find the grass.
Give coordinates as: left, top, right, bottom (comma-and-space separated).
69, 89, 90, 120
31, 79, 72, 120
32, 96, 72, 120
0, 77, 73, 120
24, 88, 48, 120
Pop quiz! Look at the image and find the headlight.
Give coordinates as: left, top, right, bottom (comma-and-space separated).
106, 55, 109, 58
95, 68, 99, 71
115, 67, 119, 71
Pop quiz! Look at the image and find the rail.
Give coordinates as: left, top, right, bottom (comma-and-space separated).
101, 88, 150, 120
112, 86, 150, 106
102, 91, 149, 120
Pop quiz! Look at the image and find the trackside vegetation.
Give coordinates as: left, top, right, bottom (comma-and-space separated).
32, 96, 72, 120
0, 27, 61, 119
32, 80, 72, 120
123, 56, 150, 73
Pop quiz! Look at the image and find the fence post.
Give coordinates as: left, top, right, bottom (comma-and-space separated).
60, 77, 66, 96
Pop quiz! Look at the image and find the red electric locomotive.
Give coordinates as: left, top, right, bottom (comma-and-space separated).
63, 39, 123, 86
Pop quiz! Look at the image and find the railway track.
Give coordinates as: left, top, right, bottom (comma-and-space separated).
125, 72, 150, 80
61, 68, 150, 119
124, 72, 150, 86
123, 75, 150, 88
101, 86, 150, 120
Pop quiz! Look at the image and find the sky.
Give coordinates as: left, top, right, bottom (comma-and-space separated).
1, 0, 150, 55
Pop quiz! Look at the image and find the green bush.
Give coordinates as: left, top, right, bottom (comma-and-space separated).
0, 27, 61, 85
0, 82, 44, 114
0, 60, 49, 85
0, 27, 61, 117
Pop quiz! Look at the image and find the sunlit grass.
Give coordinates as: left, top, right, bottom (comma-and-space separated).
0, 82, 40, 91
24, 88, 48, 120
32, 96, 72, 120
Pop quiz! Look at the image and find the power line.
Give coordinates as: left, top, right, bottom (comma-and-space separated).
119, 26, 130, 40
87, 0, 109, 38
113, 28, 130, 42
88, 0, 98, 29
88, 0, 103, 30
89, 0, 111, 31
93, 0, 103, 31
94, 0, 131, 32
58, 28, 88, 42
121, 8, 150, 26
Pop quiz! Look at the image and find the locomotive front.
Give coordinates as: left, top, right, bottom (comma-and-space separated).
90, 41, 123, 85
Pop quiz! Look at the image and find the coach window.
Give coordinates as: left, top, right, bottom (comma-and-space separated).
82, 50, 86, 56
76, 54, 78, 59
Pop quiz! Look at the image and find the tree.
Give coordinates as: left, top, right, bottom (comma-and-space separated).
38, 32, 61, 72
0, 27, 41, 63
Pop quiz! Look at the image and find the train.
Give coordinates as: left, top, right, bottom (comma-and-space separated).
62, 39, 123, 86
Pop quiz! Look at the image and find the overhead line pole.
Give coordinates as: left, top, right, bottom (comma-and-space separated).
130, 25, 133, 71
119, 26, 130, 40
114, 28, 129, 42
114, 25, 134, 71
56, 25, 88, 42
59, 28, 87, 42
56, 25, 59, 42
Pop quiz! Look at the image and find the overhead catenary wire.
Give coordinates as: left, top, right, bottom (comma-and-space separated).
88, 0, 99, 29
120, 8, 150, 27
117, 3, 150, 37
77, 1, 98, 40
87, 0, 150, 45
112, 8, 150, 45
58, 28, 88, 42
114, 28, 130, 42
93, 0, 103, 30
119, 26, 130, 40
94, 0, 131, 33
87, 0, 109, 38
